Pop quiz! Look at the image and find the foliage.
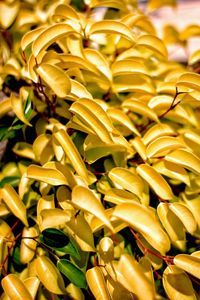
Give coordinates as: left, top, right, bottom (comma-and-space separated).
0, 0, 200, 299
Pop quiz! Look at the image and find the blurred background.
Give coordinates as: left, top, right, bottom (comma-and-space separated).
139, 0, 200, 62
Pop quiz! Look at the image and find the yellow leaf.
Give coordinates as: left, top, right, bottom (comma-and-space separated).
153, 160, 190, 186
12, 142, 35, 160
44, 161, 77, 189
147, 0, 176, 12
84, 48, 112, 83
87, 20, 135, 42
180, 25, 200, 41
146, 136, 185, 158
53, 4, 80, 22
189, 49, 200, 65
118, 254, 155, 299
54, 129, 89, 182
174, 254, 200, 280
57, 54, 98, 73
108, 167, 144, 199
72, 185, 113, 231
111, 59, 149, 76
107, 108, 140, 137
130, 137, 147, 162
1, 274, 33, 300
32, 134, 51, 162
114, 74, 155, 94
68, 79, 93, 100
86, 267, 111, 300
39, 208, 71, 231
66, 283, 85, 300
169, 203, 197, 234
177, 72, 200, 92
70, 101, 113, 143
113, 202, 170, 254
0, 1, 19, 29
23, 277, 40, 300
35, 256, 66, 294
1, 184, 28, 226
104, 188, 139, 205
163, 265, 196, 300
136, 164, 174, 200
10, 93, 32, 126
21, 26, 46, 52
32, 23, 77, 57
66, 214, 95, 252
20, 227, 38, 264
136, 35, 168, 59
165, 149, 200, 175
27, 164, 69, 186
84, 134, 127, 164
36, 63, 71, 98
89, 0, 128, 11
142, 123, 176, 145
0, 98, 12, 118
122, 99, 159, 122
157, 203, 186, 251
98, 237, 114, 263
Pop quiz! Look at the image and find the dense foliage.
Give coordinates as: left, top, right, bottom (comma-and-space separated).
1, 0, 200, 299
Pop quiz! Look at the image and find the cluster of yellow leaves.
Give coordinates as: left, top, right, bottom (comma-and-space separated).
1, 0, 200, 299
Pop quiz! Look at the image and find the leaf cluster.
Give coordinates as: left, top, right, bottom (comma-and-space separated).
0, 0, 200, 299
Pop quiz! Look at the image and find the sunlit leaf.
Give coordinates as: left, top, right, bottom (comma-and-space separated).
177, 72, 200, 92
72, 185, 113, 231
136, 35, 168, 59
146, 136, 185, 158
1, 274, 33, 300
1, 184, 28, 226
35, 255, 66, 294
189, 49, 200, 65
0, 1, 19, 29
66, 214, 95, 252
165, 149, 200, 175
169, 203, 197, 234
163, 265, 196, 300
70, 101, 113, 143
157, 202, 186, 251
118, 254, 155, 299
174, 254, 200, 280
108, 167, 144, 199
122, 99, 159, 122
54, 129, 89, 183
113, 202, 171, 254
37, 63, 71, 98
32, 23, 77, 57
87, 20, 135, 42
180, 25, 200, 41
136, 164, 174, 200
27, 165, 69, 186
147, 0, 176, 12
86, 266, 111, 300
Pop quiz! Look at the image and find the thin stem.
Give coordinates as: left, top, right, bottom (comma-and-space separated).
130, 228, 173, 264
159, 88, 185, 119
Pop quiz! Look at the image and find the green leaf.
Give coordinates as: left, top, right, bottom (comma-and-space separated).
41, 228, 69, 248
56, 239, 81, 260
0, 176, 20, 188
57, 259, 87, 289
0, 127, 10, 141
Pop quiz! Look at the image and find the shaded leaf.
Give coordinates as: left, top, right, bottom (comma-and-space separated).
57, 259, 87, 288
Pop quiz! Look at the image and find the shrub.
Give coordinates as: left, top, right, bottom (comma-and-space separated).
0, 0, 200, 299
